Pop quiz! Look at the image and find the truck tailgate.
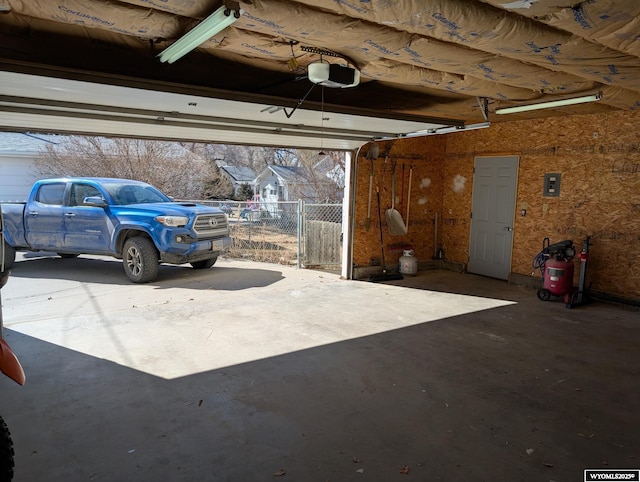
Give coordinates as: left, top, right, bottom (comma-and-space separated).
0, 203, 28, 247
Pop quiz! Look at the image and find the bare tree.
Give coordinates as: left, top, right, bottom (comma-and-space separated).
34, 136, 225, 199
201, 164, 234, 200
291, 150, 345, 202
191, 144, 300, 173
34, 135, 346, 202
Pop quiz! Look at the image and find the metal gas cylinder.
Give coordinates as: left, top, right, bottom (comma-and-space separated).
399, 249, 418, 276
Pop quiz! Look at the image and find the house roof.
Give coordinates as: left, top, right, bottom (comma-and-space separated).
257, 163, 347, 185
0, 132, 61, 154
0, 131, 203, 161
220, 165, 256, 183
262, 165, 309, 183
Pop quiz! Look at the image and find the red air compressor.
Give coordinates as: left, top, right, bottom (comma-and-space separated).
532, 238, 576, 303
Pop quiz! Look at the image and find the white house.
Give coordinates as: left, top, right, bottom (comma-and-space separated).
0, 132, 60, 202
251, 163, 344, 218
254, 163, 344, 203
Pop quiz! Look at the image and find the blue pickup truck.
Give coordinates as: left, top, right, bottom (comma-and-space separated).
0, 178, 231, 283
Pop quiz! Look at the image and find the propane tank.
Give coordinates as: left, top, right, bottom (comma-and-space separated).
399, 249, 418, 276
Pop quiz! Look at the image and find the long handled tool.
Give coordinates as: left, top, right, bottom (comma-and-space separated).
405, 163, 412, 230
366, 158, 373, 231
364, 144, 379, 232
400, 162, 405, 217
385, 159, 407, 236
369, 186, 403, 282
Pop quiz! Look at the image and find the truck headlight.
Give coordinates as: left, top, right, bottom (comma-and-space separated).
156, 215, 189, 227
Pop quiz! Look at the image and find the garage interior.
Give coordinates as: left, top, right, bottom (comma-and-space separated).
0, 0, 639, 480
3, 255, 638, 481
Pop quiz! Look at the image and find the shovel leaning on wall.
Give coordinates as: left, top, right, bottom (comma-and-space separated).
385, 160, 407, 235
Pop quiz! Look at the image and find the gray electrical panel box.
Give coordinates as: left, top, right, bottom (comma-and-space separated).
543, 173, 561, 197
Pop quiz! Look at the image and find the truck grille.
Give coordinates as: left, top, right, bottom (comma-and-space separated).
193, 213, 228, 236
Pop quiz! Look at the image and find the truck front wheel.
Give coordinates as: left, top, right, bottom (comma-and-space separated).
1, 242, 15, 270
123, 237, 159, 283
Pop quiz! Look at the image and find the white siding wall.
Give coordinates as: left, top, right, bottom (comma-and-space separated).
258, 174, 280, 203
0, 154, 38, 202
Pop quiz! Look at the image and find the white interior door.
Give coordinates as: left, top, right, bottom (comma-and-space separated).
468, 156, 519, 280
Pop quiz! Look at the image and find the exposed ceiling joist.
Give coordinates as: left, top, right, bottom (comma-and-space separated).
0, 0, 639, 146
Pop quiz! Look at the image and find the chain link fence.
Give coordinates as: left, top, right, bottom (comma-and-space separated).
182, 200, 343, 268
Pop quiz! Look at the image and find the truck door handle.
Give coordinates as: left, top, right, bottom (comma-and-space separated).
65, 213, 76, 218
28, 211, 38, 217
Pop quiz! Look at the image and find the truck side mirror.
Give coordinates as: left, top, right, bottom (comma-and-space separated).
83, 196, 107, 207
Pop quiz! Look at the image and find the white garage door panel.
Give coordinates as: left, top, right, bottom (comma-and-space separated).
0, 71, 450, 150
0, 158, 37, 202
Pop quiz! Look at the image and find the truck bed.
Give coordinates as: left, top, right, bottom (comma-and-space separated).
0, 203, 27, 248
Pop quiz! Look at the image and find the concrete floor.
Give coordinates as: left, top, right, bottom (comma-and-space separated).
0, 253, 638, 481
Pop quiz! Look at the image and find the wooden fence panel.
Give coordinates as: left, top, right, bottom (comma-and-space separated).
304, 220, 341, 266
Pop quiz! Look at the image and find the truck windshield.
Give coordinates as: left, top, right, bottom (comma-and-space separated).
103, 183, 172, 205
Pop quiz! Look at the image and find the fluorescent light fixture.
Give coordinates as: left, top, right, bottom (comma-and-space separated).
158, 6, 243, 64
495, 92, 602, 115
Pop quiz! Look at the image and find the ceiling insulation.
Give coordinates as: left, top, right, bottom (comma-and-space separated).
481, 0, 640, 57
0, 0, 639, 137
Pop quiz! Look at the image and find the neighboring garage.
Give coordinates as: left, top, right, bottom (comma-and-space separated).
0, 1, 639, 480
0, 133, 43, 202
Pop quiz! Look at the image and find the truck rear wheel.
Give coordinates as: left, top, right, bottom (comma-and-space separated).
1, 242, 15, 270
123, 237, 159, 283
190, 257, 218, 269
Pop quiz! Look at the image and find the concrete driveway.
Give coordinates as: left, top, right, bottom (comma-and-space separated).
0, 253, 638, 481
